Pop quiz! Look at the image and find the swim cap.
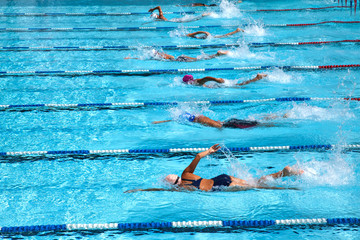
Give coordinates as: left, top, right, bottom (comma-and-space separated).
165, 174, 181, 185
151, 13, 158, 18
182, 74, 194, 83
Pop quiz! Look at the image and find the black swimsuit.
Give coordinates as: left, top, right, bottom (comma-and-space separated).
182, 174, 232, 190
222, 118, 258, 129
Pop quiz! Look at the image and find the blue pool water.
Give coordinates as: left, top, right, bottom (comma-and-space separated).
0, 0, 360, 238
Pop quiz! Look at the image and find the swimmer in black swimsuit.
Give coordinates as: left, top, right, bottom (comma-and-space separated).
178, 1, 243, 7
125, 144, 304, 193
148, 6, 210, 22
182, 73, 267, 87
153, 112, 283, 129
125, 50, 229, 62
178, 3, 218, 7
186, 28, 244, 39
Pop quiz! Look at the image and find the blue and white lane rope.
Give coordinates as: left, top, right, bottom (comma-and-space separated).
2, 39, 359, 51
0, 21, 359, 32
1, 218, 359, 233
1, 97, 360, 111
1, 144, 360, 157
0, 6, 350, 17
0, 64, 359, 76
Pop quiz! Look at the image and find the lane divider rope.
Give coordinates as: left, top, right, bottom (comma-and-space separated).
1, 39, 359, 51
1, 144, 360, 157
0, 217, 359, 233
1, 97, 360, 111
0, 21, 359, 32
0, 64, 359, 76
0, 6, 350, 17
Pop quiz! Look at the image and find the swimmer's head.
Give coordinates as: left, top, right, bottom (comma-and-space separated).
151, 13, 158, 19
165, 174, 181, 185
182, 74, 194, 84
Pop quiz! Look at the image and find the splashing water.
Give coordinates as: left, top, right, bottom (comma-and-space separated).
168, 103, 211, 123
265, 68, 295, 84
219, 145, 258, 184
209, 0, 242, 18
286, 102, 355, 121
169, 28, 190, 38
227, 45, 273, 60
243, 23, 266, 36
297, 152, 355, 187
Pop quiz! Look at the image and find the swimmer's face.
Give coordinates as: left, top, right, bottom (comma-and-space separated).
165, 174, 181, 185
151, 13, 158, 19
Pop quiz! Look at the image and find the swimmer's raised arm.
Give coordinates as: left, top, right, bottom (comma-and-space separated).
182, 144, 221, 175
148, 6, 162, 14
148, 6, 167, 21
186, 31, 211, 38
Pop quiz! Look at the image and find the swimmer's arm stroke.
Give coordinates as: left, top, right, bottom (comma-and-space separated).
196, 76, 225, 86
182, 144, 221, 175
186, 31, 210, 38
152, 120, 172, 124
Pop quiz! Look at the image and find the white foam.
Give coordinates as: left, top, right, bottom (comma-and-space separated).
227, 45, 273, 60
299, 154, 355, 187
286, 102, 355, 121
244, 23, 266, 36
209, 0, 242, 19
265, 68, 296, 84
169, 28, 190, 38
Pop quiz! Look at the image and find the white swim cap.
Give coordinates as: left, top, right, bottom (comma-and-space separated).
165, 174, 181, 185
151, 13, 158, 19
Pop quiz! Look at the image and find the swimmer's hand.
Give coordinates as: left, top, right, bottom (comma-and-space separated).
216, 50, 229, 56
236, 28, 245, 32
148, 8, 155, 13
208, 144, 221, 154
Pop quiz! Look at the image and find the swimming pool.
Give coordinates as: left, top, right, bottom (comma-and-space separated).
0, 0, 360, 238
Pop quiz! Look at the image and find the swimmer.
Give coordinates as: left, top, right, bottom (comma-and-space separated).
148, 6, 210, 22
186, 28, 244, 39
152, 111, 286, 129
179, 3, 218, 7
178, 1, 242, 7
125, 50, 229, 62
182, 73, 267, 87
125, 144, 303, 193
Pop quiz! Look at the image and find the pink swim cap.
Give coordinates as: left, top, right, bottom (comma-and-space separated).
182, 74, 194, 83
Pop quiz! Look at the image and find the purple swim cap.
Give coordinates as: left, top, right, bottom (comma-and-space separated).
183, 74, 194, 83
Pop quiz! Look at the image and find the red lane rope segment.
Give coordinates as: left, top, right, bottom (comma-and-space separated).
318, 64, 360, 69
287, 21, 360, 26
298, 39, 360, 45
256, 6, 350, 12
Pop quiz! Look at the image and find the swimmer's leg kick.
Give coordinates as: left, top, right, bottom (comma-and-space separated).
257, 166, 304, 186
